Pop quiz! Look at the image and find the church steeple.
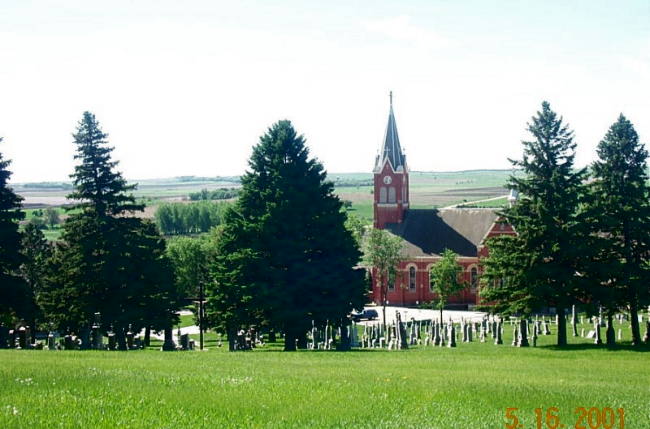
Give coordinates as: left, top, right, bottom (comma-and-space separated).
373, 91, 409, 229
374, 91, 406, 173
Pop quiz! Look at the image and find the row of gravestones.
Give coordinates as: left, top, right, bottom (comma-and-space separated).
0, 324, 149, 351
353, 311, 650, 350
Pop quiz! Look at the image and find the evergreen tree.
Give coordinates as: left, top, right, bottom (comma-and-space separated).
40, 113, 179, 342
480, 102, 587, 346
208, 120, 365, 351
588, 114, 650, 345
68, 112, 142, 217
0, 138, 26, 323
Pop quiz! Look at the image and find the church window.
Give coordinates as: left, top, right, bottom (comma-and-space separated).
470, 267, 478, 290
409, 266, 416, 290
388, 187, 396, 203
388, 281, 395, 291
379, 187, 388, 203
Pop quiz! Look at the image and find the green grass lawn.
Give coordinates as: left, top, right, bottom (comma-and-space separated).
1, 321, 648, 429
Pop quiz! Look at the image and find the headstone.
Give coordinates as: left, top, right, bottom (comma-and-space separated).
126, 325, 135, 350
180, 333, 189, 350
543, 320, 551, 335
162, 327, 176, 351
593, 321, 602, 345
107, 332, 117, 350
64, 334, 74, 350
447, 324, 456, 348
605, 316, 615, 345
511, 324, 518, 346
532, 323, 538, 347
494, 321, 503, 345
643, 320, 650, 344
617, 328, 622, 341
47, 332, 56, 350
518, 319, 529, 347
189, 339, 195, 350
24, 326, 32, 348
571, 305, 578, 337
17, 327, 27, 349
433, 322, 441, 346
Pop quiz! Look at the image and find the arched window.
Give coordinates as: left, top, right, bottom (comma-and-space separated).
379, 187, 388, 203
409, 266, 416, 290
470, 267, 478, 290
388, 187, 396, 203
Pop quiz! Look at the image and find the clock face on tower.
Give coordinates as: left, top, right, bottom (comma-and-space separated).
383, 175, 392, 185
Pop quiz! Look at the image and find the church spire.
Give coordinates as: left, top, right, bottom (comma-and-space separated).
375, 91, 406, 172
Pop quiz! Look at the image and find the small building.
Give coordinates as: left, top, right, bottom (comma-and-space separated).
371, 94, 515, 307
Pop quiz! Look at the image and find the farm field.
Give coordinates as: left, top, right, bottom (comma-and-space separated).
15, 170, 512, 230
2, 315, 647, 429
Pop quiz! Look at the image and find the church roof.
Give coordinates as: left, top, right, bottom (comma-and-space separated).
374, 92, 406, 172
385, 208, 499, 258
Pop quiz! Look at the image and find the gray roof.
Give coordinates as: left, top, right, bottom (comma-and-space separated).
374, 96, 406, 172
385, 208, 499, 258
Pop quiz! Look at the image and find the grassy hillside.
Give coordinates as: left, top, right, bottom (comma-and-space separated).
1, 324, 646, 428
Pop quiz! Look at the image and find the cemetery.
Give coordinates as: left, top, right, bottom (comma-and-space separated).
1, 306, 649, 428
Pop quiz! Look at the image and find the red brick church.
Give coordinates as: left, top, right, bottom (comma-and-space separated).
371, 94, 515, 308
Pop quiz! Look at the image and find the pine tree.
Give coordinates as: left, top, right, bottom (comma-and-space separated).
0, 138, 26, 323
68, 112, 142, 217
588, 114, 650, 346
208, 120, 365, 351
40, 113, 179, 341
480, 102, 587, 346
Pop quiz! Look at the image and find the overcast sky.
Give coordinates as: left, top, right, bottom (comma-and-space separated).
1, 0, 649, 183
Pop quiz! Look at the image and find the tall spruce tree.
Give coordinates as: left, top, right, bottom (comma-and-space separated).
480, 102, 587, 346
40, 113, 179, 343
0, 138, 26, 323
588, 114, 650, 346
208, 120, 365, 351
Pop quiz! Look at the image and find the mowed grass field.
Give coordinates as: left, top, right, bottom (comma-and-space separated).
2, 323, 648, 429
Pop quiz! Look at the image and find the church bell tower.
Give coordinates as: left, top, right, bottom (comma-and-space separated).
373, 92, 409, 229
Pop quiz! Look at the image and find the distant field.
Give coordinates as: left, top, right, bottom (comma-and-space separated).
336, 170, 512, 220
14, 171, 513, 227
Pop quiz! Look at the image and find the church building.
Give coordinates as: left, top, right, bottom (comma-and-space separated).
371, 94, 515, 308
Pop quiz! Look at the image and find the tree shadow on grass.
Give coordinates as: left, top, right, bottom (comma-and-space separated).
540, 342, 650, 352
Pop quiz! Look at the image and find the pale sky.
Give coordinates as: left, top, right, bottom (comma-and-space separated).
1, 0, 649, 183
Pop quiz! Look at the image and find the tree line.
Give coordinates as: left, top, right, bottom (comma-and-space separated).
480, 102, 650, 347
188, 187, 240, 201
0, 115, 366, 351
154, 201, 229, 235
